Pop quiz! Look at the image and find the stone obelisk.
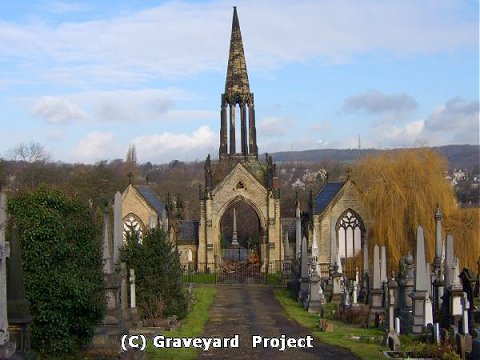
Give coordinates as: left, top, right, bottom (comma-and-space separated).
232, 208, 239, 246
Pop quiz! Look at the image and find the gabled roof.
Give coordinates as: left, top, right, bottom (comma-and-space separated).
314, 182, 345, 214
134, 185, 165, 215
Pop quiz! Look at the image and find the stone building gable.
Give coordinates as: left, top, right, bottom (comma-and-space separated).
211, 162, 268, 228
313, 180, 373, 264
122, 184, 157, 228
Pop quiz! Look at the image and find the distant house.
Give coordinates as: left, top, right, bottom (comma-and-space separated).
291, 178, 306, 190
121, 184, 167, 239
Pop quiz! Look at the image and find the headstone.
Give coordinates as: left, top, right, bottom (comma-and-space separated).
433, 323, 441, 345
394, 317, 401, 335
307, 261, 324, 313
424, 295, 433, 327
7, 225, 34, 359
410, 226, 428, 334
386, 276, 400, 351
113, 191, 123, 266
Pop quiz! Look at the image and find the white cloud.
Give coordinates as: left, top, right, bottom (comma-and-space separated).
30, 88, 215, 124
71, 131, 119, 163
0, 1, 476, 85
343, 90, 417, 118
258, 117, 292, 137
132, 125, 217, 163
374, 119, 426, 147
32, 96, 86, 124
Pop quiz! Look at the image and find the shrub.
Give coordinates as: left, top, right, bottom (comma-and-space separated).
121, 226, 187, 320
7, 187, 105, 356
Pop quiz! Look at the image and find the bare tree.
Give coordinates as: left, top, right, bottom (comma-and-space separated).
126, 144, 137, 164
9, 141, 51, 163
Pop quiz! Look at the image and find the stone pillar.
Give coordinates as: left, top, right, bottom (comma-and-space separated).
434, 206, 443, 273
444, 234, 455, 289
229, 104, 235, 155
129, 268, 139, 326
113, 191, 123, 266
0, 191, 16, 358
231, 208, 239, 246
369, 244, 385, 325
410, 226, 429, 334
220, 99, 227, 157
298, 236, 309, 303
307, 265, 324, 313
240, 105, 247, 156
120, 262, 130, 323
7, 225, 34, 359
329, 217, 337, 275
386, 277, 400, 351
399, 252, 414, 333
295, 207, 301, 259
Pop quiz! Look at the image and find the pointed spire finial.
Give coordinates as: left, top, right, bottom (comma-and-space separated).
225, 6, 250, 103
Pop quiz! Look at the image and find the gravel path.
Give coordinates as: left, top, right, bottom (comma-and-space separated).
197, 285, 356, 359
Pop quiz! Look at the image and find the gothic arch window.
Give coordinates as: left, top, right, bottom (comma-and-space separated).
336, 209, 365, 259
123, 214, 145, 242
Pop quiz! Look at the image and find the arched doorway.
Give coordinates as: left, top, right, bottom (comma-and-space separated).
220, 200, 262, 262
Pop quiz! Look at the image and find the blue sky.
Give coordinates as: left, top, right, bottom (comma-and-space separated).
0, 0, 478, 164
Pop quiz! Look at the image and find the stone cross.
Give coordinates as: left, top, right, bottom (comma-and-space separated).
232, 208, 239, 246
113, 191, 123, 266
295, 206, 301, 259
0, 191, 11, 348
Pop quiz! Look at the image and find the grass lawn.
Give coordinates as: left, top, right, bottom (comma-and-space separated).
274, 289, 388, 360
182, 273, 217, 284
147, 286, 217, 360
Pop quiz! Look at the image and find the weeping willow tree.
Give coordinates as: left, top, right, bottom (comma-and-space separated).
351, 148, 479, 271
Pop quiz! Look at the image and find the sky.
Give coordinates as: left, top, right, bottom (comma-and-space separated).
0, 0, 478, 164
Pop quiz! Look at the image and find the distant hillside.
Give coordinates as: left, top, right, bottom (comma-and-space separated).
270, 144, 479, 172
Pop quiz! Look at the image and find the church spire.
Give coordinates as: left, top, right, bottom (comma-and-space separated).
225, 6, 250, 102
219, 7, 258, 160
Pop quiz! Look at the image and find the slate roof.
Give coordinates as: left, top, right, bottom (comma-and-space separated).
177, 220, 199, 245
134, 185, 165, 215
281, 218, 296, 243
314, 182, 345, 214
